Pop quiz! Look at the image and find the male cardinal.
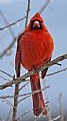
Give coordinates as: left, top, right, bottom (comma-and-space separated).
15, 12, 54, 117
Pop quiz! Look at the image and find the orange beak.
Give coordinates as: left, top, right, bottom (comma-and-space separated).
33, 21, 40, 28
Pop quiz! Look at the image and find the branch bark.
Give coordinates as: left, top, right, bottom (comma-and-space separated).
0, 16, 26, 31
25, 0, 30, 28
0, 54, 67, 90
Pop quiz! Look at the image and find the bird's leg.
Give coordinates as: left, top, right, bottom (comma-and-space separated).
32, 66, 39, 74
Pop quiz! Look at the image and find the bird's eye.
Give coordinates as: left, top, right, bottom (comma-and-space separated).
30, 20, 42, 30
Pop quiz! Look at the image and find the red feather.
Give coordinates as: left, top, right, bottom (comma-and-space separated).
15, 12, 54, 117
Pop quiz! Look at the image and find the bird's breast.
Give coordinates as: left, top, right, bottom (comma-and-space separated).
19, 31, 54, 70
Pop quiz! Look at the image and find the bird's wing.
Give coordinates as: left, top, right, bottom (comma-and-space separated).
15, 33, 24, 77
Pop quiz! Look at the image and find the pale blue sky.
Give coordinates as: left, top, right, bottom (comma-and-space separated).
0, 0, 67, 120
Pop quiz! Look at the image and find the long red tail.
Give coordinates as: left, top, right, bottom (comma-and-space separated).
30, 74, 47, 117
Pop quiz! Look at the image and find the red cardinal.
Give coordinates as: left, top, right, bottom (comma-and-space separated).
15, 12, 54, 117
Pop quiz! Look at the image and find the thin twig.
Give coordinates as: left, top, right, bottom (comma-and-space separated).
47, 67, 67, 76
19, 82, 29, 91
0, 54, 67, 90
0, 86, 50, 99
25, 0, 30, 28
0, 76, 10, 82
6, 108, 13, 121
0, 69, 13, 78
5, 99, 13, 121
0, 37, 17, 58
44, 79, 52, 121
39, 0, 51, 14
0, 10, 15, 37
18, 95, 30, 103
2, 98, 13, 121
52, 115, 61, 121
0, 16, 26, 31
16, 108, 33, 121
5, 98, 14, 108
58, 93, 64, 121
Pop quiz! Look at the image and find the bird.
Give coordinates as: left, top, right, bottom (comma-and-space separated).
15, 12, 54, 117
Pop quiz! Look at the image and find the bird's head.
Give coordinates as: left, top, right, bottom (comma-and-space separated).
29, 12, 44, 30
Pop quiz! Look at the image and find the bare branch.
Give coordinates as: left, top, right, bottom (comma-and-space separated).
0, 69, 13, 78
16, 108, 33, 121
0, 54, 67, 90
0, 10, 15, 37
47, 67, 67, 76
18, 95, 30, 103
0, 10, 24, 59
19, 82, 29, 91
52, 115, 61, 121
25, 0, 30, 28
58, 93, 64, 121
39, 0, 51, 14
0, 37, 17, 58
1, 98, 13, 121
12, 83, 19, 121
16, 101, 49, 121
0, 76, 10, 82
0, 16, 26, 31
44, 79, 52, 121
0, 86, 50, 99
5, 99, 14, 108
38, 54, 67, 72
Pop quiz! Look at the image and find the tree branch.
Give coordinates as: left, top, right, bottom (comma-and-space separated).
25, 0, 30, 28
0, 69, 13, 78
39, 0, 51, 14
0, 16, 26, 31
47, 67, 67, 76
58, 93, 64, 121
0, 10, 15, 37
0, 86, 50, 99
0, 37, 17, 58
0, 54, 67, 90
16, 108, 33, 121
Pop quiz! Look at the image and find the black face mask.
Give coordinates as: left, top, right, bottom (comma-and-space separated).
30, 20, 42, 30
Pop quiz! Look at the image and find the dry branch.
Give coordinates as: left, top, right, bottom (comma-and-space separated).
25, 0, 30, 28
0, 69, 13, 78
19, 82, 29, 91
0, 16, 26, 31
47, 67, 67, 76
0, 10, 15, 37
0, 76, 10, 82
52, 115, 61, 121
18, 95, 30, 103
16, 108, 33, 121
59, 93, 64, 121
0, 37, 17, 58
39, 0, 51, 14
16, 101, 49, 121
44, 79, 52, 121
0, 54, 67, 90
0, 86, 50, 99
12, 83, 19, 121
0, 11, 25, 58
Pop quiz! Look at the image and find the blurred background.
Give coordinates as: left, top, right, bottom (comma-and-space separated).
0, 0, 67, 121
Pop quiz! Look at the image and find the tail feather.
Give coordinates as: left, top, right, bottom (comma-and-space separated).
30, 74, 47, 117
